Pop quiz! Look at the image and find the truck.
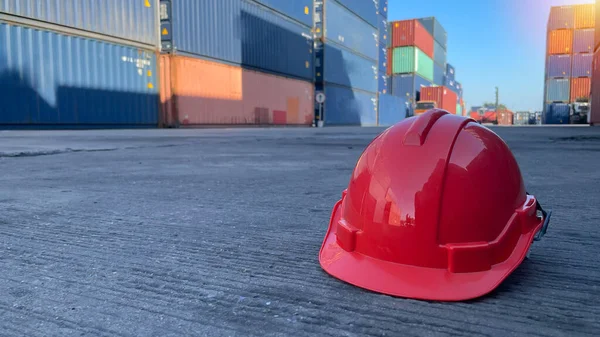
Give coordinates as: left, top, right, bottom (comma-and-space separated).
414, 101, 437, 115
570, 101, 589, 124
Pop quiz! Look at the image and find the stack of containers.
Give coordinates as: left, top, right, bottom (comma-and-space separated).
544, 4, 595, 124
420, 17, 448, 87
591, 0, 600, 125
159, 0, 316, 127
314, 0, 379, 125
375, 0, 410, 126
387, 19, 434, 114
0, 1, 160, 128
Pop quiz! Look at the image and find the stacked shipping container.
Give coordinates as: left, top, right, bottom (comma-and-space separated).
591, 0, 600, 125
544, 4, 595, 124
314, 0, 380, 125
0, 1, 159, 128
160, 0, 315, 126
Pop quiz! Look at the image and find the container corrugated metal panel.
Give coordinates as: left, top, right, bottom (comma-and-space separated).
252, 0, 313, 27
445, 63, 455, 81
0, 22, 158, 127
456, 103, 462, 116
391, 46, 434, 82
390, 19, 434, 58
390, 73, 431, 102
325, 0, 378, 60
378, 94, 407, 126
433, 40, 446, 66
570, 77, 591, 101
322, 43, 378, 93
333, 0, 378, 28
379, 44, 387, 73
167, 0, 314, 81
573, 29, 594, 53
378, 0, 388, 19
433, 63, 444, 86
0, 0, 157, 46
514, 111, 530, 126
546, 78, 570, 102
159, 54, 314, 126
323, 84, 377, 125
378, 72, 388, 94
572, 53, 593, 77
574, 4, 595, 29
443, 76, 459, 93
420, 86, 457, 114
548, 29, 573, 54
591, 48, 600, 124
418, 17, 447, 49
548, 6, 574, 30
386, 47, 392, 75
547, 54, 572, 77
544, 103, 570, 124
596, 2, 600, 51
378, 16, 388, 45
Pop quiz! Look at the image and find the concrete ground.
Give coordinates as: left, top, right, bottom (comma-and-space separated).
0, 124, 599, 337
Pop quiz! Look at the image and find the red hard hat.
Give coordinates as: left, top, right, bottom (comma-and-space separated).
318, 109, 551, 301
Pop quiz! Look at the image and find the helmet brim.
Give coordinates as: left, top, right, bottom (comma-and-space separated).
318, 199, 542, 302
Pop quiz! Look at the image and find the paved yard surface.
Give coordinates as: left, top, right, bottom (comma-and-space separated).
0, 125, 599, 337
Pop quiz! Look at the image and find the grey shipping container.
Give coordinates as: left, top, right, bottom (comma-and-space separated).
162, 0, 314, 81
0, 21, 159, 127
433, 40, 446, 67
322, 84, 377, 125
323, 0, 378, 60
316, 42, 378, 93
573, 28, 594, 53
252, 0, 313, 27
433, 63, 445, 86
333, 0, 378, 28
546, 78, 570, 102
0, 0, 158, 47
419, 17, 447, 49
390, 73, 432, 104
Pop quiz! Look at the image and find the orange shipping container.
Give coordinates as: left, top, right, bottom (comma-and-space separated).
497, 109, 514, 126
570, 77, 591, 102
159, 55, 314, 126
574, 4, 595, 29
386, 48, 393, 76
548, 29, 573, 54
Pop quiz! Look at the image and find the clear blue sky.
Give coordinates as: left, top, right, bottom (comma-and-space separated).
388, 0, 595, 112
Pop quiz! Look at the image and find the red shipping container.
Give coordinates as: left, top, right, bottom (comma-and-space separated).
390, 19, 434, 58
419, 86, 457, 114
548, 29, 573, 54
590, 49, 600, 125
497, 109, 514, 126
159, 54, 314, 126
570, 77, 591, 102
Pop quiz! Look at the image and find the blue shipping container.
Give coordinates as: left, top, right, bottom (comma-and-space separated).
378, 94, 408, 126
323, 84, 377, 125
319, 42, 378, 93
419, 17, 447, 49
334, 0, 379, 28
166, 0, 314, 81
378, 44, 387, 73
444, 76, 459, 93
572, 53, 593, 77
378, 15, 388, 45
573, 29, 594, 53
325, 0, 378, 60
547, 54, 572, 77
547, 6, 574, 30
446, 63, 455, 81
378, 0, 388, 19
546, 78, 570, 102
433, 63, 445, 86
391, 74, 432, 102
252, 0, 313, 27
0, 22, 158, 126
0, 0, 157, 46
378, 71, 389, 94
544, 103, 570, 124
433, 40, 446, 67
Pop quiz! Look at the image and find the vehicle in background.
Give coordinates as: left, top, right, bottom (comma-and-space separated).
570, 101, 590, 124
414, 101, 437, 115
